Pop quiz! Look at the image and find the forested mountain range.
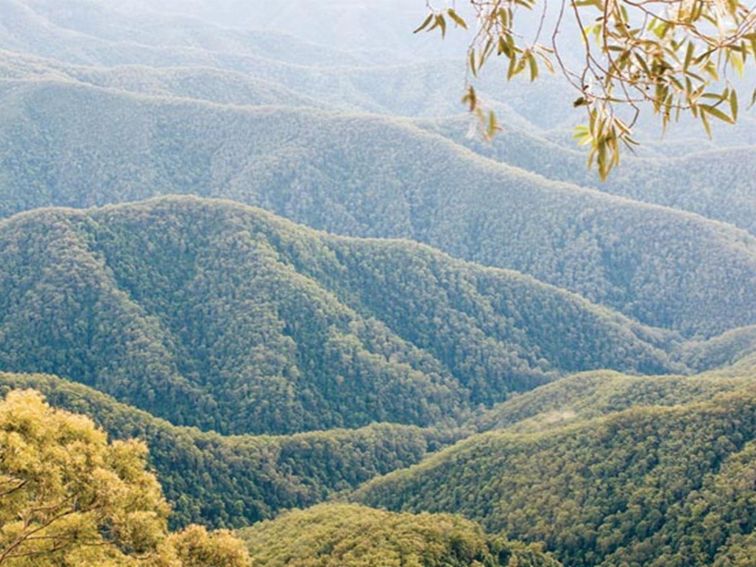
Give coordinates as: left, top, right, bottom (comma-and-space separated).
0, 1, 754, 565
1, 49, 752, 234
1, 0, 753, 341
1, 357, 752, 560
0, 196, 686, 435
1, 80, 754, 337
1, 357, 751, 534
427, 118, 756, 234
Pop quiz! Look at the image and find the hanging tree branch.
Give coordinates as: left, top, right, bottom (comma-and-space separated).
415, 0, 755, 179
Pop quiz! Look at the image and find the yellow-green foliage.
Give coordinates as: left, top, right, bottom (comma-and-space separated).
0, 389, 249, 566
239, 504, 561, 567
166, 525, 249, 567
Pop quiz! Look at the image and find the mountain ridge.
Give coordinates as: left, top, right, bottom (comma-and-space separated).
1, 79, 754, 337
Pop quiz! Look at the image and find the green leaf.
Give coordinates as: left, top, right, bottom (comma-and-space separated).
486, 111, 500, 138
436, 14, 447, 38
700, 111, 712, 137
730, 52, 744, 77
413, 13, 433, 34
507, 54, 518, 80
447, 9, 468, 29
700, 104, 734, 124
683, 41, 694, 71
526, 51, 538, 81
573, 97, 588, 108
730, 90, 738, 121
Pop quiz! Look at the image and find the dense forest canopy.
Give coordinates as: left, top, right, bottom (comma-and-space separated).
0, 81, 753, 337
0, 2, 753, 566
0, 197, 692, 435
355, 390, 756, 566
0, 371, 453, 529
239, 504, 562, 567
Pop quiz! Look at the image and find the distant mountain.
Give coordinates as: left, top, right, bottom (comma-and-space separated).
238, 504, 562, 567
0, 80, 753, 336
0, 0, 573, 122
48, 0, 470, 61
3, 51, 752, 236
354, 387, 756, 566
0, 0, 372, 68
0, 370, 453, 529
676, 325, 756, 373
426, 118, 756, 234
0, 196, 678, 435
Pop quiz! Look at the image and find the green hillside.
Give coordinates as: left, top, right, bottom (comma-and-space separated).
0, 2, 753, 566
239, 504, 561, 567
0, 81, 754, 336
0, 196, 680, 434
426, 118, 756, 234
472, 368, 754, 433
0, 371, 454, 529
675, 325, 756, 373
3, 50, 751, 236
354, 390, 756, 566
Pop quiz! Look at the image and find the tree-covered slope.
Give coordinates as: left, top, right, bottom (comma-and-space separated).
675, 325, 756, 373
0, 196, 679, 435
426, 118, 756, 235
3, 50, 752, 236
472, 368, 754, 433
0, 81, 754, 336
239, 504, 562, 567
353, 390, 756, 566
0, 51, 326, 108
0, 371, 453, 529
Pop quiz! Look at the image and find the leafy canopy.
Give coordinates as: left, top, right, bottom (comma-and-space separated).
417, 0, 755, 178
0, 389, 249, 567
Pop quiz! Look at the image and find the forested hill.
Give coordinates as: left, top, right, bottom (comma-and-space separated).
0, 370, 454, 529
471, 368, 755, 433
0, 196, 681, 435
1, 81, 754, 337
239, 504, 562, 566
426, 118, 756, 235
354, 388, 756, 566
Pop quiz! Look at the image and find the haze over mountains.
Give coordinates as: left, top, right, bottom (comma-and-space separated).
1, 79, 754, 337
0, 1, 753, 565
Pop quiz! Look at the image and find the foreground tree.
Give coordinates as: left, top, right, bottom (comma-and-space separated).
417, 0, 755, 178
0, 389, 249, 567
